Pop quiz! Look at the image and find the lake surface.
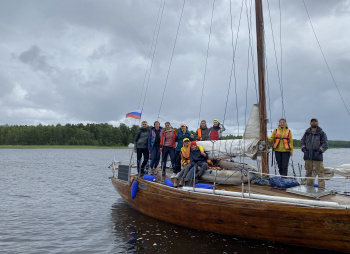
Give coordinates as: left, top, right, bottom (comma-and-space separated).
1, 148, 348, 254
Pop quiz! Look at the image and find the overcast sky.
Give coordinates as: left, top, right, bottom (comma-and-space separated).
0, 0, 349, 140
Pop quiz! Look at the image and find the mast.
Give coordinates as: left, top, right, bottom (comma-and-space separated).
255, 0, 268, 174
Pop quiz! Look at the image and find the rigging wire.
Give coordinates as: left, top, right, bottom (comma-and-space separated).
303, 0, 350, 117
157, 0, 186, 120
266, 0, 285, 122
197, 0, 216, 126
247, 0, 259, 103
278, 0, 285, 118
140, 0, 167, 116
138, 0, 164, 110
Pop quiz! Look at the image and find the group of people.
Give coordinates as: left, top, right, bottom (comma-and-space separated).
269, 118, 328, 188
133, 119, 225, 183
135, 117, 329, 189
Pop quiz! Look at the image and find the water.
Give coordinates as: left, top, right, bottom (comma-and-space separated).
1, 148, 348, 254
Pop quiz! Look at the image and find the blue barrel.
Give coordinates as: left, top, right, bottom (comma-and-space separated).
131, 181, 139, 199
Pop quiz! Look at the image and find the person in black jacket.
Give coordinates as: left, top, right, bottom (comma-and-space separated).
300, 118, 328, 188
134, 121, 150, 175
184, 141, 208, 184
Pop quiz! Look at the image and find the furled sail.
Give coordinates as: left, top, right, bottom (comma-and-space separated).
198, 105, 260, 159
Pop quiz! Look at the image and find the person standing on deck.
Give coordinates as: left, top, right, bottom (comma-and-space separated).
209, 119, 226, 140
134, 121, 150, 176
174, 122, 193, 178
301, 118, 328, 189
148, 121, 163, 175
160, 122, 177, 176
268, 118, 293, 176
196, 120, 210, 141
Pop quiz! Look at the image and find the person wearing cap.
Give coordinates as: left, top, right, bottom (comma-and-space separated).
196, 120, 210, 141
160, 122, 177, 176
183, 141, 208, 185
300, 118, 328, 189
174, 122, 193, 178
148, 121, 163, 175
173, 138, 192, 187
268, 118, 293, 176
209, 119, 226, 140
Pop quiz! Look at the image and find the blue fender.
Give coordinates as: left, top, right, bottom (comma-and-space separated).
164, 178, 174, 187
195, 183, 214, 189
143, 175, 156, 182
131, 181, 139, 199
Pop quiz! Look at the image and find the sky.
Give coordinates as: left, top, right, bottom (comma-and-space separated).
0, 0, 349, 140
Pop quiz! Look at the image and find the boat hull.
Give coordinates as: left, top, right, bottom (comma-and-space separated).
111, 177, 350, 253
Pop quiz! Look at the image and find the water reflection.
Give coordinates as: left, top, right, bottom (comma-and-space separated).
110, 199, 338, 254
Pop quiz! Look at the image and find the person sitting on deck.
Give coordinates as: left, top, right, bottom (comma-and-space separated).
160, 122, 177, 176
196, 120, 210, 141
184, 141, 208, 185
174, 138, 192, 187
174, 122, 193, 178
209, 119, 226, 140
148, 121, 163, 175
134, 121, 150, 176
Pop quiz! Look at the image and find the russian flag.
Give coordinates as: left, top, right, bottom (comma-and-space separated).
126, 110, 142, 119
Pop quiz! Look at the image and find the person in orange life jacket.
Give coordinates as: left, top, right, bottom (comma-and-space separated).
174, 138, 192, 187
196, 120, 210, 141
134, 121, 150, 175
268, 118, 293, 176
184, 141, 208, 184
174, 122, 193, 178
209, 119, 226, 140
301, 118, 328, 189
160, 122, 177, 176
148, 121, 163, 175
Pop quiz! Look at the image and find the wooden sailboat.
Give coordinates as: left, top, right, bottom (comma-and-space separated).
110, 1, 350, 252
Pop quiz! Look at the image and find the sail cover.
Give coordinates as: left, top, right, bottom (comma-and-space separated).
197, 105, 260, 159
197, 138, 259, 159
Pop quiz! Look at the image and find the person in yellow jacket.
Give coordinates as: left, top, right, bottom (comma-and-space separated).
268, 118, 293, 176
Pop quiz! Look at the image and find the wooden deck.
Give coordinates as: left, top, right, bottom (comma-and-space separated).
144, 168, 350, 207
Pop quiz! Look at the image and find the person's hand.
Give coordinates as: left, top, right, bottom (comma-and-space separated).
149, 150, 151, 154
290, 151, 293, 156
134, 149, 137, 153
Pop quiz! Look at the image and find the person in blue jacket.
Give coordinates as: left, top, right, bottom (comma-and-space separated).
148, 121, 163, 175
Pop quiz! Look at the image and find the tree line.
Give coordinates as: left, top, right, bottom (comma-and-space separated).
0, 123, 349, 147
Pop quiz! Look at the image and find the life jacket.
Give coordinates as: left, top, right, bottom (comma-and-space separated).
181, 146, 191, 166
273, 128, 293, 150
210, 130, 220, 140
197, 128, 202, 138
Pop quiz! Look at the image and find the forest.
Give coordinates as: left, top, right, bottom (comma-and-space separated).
0, 123, 349, 148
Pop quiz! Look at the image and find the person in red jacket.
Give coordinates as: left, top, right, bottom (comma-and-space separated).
160, 122, 177, 176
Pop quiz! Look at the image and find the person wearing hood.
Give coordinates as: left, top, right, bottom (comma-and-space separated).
183, 141, 208, 185
174, 138, 192, 187
209, 119, 226, 140
134, 121, 150, 175
268, 118, 293, 176
174, 122, 193, 178
148, 121, 163, 175
301, 118, 328, 189
196, 120, 210, 141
